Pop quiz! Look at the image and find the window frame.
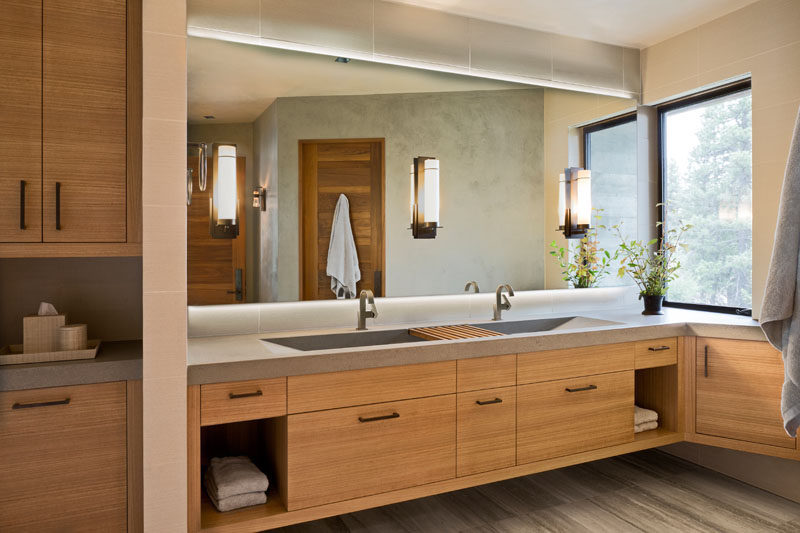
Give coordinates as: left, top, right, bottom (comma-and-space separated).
657, 79, 753, 316
583, 112, 637, 170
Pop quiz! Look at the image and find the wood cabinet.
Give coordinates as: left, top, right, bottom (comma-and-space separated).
635, 337, 678, 369
201, 378, 286, 426
0, 382, 128, 531
287, 395, 456, 510
457, 386, 516, 476
517, 342, 634, 384
518, 370, 635, 464
0, 0, 140, 256
696, 338, 795, 449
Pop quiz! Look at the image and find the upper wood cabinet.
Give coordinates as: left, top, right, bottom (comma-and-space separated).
696, 337, 796, 449
0, 0, 140, 255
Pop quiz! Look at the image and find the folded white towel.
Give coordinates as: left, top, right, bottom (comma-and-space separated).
208, 490, 267, 513
634, 405, 658, 426
205, 456, 269, 501
635, 420, 659, 433
326, 194, 361, 299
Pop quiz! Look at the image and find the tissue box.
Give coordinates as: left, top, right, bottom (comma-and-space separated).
23, 315, 66, 353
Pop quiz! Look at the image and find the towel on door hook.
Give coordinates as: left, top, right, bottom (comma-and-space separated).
326, 194, 361, 299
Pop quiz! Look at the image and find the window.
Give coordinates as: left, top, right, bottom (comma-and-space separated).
583, 114, 637, 287
659, 81, 752, 313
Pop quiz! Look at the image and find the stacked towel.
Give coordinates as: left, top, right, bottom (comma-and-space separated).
634, 405, 659, 433
204, 456, 269, 512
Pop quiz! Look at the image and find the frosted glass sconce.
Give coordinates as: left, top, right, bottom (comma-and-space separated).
410, 156, 440, 239
558, 167, 591, 239
210, 143, 239, 239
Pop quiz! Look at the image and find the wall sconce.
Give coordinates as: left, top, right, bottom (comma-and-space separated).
252, 187, 267, 211
410, 156, 440, 239
558, 167, 591, 239
210, 143, 239, 239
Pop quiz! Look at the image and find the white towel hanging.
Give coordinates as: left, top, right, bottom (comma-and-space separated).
326, 194, 361, 299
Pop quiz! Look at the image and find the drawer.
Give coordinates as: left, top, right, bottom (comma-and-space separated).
288, 360, 455, 413
0, 382, 127, 531
517, 370, 634, 464
287, 394, 456, 510
457, 386, 516, 477
635, 337, 678, 369
201, 378, 286, 426
457, 354, 516, 392
517, 343, 634, 384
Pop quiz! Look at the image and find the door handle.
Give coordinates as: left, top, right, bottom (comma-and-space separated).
704, 345, 708, 378
648, 346, 671, 352
13, 398, 70, 410
358, 412, 399, 423
19, 180, 26, 230
476, 397, 503, 406
374, 270, 382, 296
228, 390, 262, 400
55, 182, 62, 230
565, 385, 597, 393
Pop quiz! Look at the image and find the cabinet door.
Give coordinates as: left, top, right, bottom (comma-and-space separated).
0, 1, 42, 243
287, 395, 456, 510
696, 338, 795, 448
457, 386, 516, 476
43, 0, 127, 242
518, 370, 634, 464
0, 382, 127, 531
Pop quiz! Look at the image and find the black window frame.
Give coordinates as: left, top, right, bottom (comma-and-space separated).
583, 112, 637, 170
657, 79, 753, 316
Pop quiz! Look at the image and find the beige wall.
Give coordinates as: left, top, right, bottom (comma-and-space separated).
641, 0, 800, 318
142, 0, 187, 529
253, 102, 279, 302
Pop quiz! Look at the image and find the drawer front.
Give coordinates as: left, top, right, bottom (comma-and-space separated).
287, 394, 456, 510
201, 378, 286, 426
457, 386, 516, 477
457, 354, 516, 392
517, 343, 634, 385
635, 337, 678, 369
0, 382, 127, 531
517, 371, 634, 464
288, 360, 455, 413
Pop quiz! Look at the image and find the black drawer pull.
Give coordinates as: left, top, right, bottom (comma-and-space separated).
19, 180, 26, 230
229, 390, 263, 399
55, 181, 61, 230
358, 412, 399, 423
704, 345, 709, 378
565, 385, 597, 393
648, 345, 671, 352
13, 398, 70, 410
476, 397, 503, 406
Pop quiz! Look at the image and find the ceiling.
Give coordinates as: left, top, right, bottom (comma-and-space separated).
391, 0, 759, 48
188, 37, 524, 124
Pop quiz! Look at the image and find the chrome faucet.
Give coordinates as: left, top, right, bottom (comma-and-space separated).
493, 284, 514, 321
357, 290, 378, 330
464, 281, 480, 293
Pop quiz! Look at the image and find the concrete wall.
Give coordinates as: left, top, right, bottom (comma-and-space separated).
253, 102, 279, 302
270, 88, 545, 301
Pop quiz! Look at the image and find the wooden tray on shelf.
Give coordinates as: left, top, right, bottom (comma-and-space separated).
0, 340, 101, 365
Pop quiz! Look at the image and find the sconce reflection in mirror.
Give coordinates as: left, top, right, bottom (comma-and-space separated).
252, 187, 267, 211
409, 156, 441, 239
558, 167, 591, 239
210, 143, 239, 239
187, 142, 208, 191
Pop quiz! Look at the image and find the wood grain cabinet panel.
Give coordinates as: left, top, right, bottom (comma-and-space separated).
287, 395, 456, 510
517, 343, 634, 385
634, 337, 678, 369
0, 1, 42, 243
0, 382, 127, 531
43, 0, 127, 242
696, 338, 796, 449
517, 370, 634, 464
457, 354, 516, 392
457, 386, 516, 476
201, 378, 287, 426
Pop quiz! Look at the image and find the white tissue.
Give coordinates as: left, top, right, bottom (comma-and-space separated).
37, 302, 59, 316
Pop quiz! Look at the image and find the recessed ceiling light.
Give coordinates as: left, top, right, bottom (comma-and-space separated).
334, 57, 350, 64
204, 115, 216, 119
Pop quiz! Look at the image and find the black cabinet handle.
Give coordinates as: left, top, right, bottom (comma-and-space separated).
704, 345, 708, 378
648, 345, 671, 352
358, 412, 399, 423
374, 270, 382, 297
565, 385, 598, 393
13, 398, 70, 410
19, 180, 26, 230
228, 390, 262, 399
55, 182, 61, 230
476, 397, 503, 405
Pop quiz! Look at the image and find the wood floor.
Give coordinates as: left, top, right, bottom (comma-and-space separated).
272, 450, 800, 532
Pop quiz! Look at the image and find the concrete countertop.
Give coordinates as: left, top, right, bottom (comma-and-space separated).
0, 340, 142, 392
187, 306, 763, 385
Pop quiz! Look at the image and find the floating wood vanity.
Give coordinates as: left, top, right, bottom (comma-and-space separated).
187, 331, 798, 532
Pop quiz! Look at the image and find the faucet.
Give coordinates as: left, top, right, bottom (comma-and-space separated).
464, 281, 480, 293
357, 290, 378, 330
493, 284, 514, 321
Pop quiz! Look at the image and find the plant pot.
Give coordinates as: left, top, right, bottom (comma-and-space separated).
641, 294, 665, 315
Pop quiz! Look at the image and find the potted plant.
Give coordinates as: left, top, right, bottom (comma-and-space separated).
550, 209, 616, 289
612, 215, 691, 315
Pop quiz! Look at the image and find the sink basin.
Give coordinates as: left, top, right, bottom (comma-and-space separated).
264, 329, 426, 351
473, 316, 621, 335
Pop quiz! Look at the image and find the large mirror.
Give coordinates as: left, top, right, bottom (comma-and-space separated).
187, 36, 635, 305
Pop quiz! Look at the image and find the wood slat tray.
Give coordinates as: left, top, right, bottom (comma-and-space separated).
408, 325, 504, 341
0, 340, 101, 365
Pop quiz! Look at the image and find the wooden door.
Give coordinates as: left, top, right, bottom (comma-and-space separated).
0, 1, 42, 242
300, 139, 385, 300
696, 338, 796, 448
43, 0, 127, 242
187, 156, 247, 305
